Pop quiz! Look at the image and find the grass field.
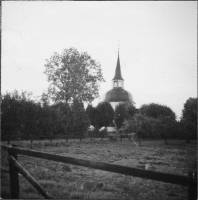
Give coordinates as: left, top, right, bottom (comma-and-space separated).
1, 138, 197, 199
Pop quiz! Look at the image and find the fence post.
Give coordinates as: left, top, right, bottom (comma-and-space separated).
188, 172, 197, 200
8, 145, 19, 199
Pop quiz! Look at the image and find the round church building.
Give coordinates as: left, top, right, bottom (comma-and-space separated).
101, 52, 135, 109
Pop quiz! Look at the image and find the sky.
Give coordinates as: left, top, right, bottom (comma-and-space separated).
2, 1, 197, 119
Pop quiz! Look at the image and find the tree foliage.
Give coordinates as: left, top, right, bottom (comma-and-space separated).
180, 97, 197, 141
51, 102, 72, 140
139, 103, 176, 120
1, 90, 90, 142
86, 104, 98, 127
122, 113, 156, 139
122, 111, 177, 144
71, 99, 90, 140
114, 103, 127, 129
95, 102, 115, 129
1, 91, 40, 142
181, 97, 197, 124
114, 103, 136, 129
155, 116, 177, 144
44, 47, 105, 103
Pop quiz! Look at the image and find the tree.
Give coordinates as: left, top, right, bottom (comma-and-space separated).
86, 104, 98, 140
122, 113, 156, 144
125, 103, 137, 119
114, 103, 127, 129
40, 92, 51, 107
155, 116, 176, 144
71, 99, 90, 141
1, 92, 20, 143
52, 102, 72, 141
86, 104, 97, 127
23, 100, 40, 143
139, 103, 176, 120
181, 97, 197, 123
122, 112, 177, 144
44, 47, 105, 103
96, 102, 115, 129
1, 90, 39, 143
180, 97, 197, 141
114, 103, 136, 129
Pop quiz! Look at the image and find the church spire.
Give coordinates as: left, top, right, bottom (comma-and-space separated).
112, 51, 124, 80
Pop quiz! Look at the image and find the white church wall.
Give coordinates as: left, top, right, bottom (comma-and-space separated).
110, 102, 119, 109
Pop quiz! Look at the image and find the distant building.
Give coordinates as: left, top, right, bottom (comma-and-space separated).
101, 52, 135, 109
101, 51, 135, 133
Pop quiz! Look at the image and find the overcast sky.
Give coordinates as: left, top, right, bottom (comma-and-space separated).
2, 1, 197, 119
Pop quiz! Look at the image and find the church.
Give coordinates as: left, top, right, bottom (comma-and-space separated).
101, 52, 135, 109
101, 52, 135, 133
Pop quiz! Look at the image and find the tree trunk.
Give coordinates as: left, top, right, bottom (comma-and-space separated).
90, 132, 92, 141
65, 135, 68, 142
164, 137, 168, 145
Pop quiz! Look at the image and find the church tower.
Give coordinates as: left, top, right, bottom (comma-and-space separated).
112, 52, 124, 89
102, 52, 135, 109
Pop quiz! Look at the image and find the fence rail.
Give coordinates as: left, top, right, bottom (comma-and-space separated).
1, 144, 197, 199
8, 155, 53, 199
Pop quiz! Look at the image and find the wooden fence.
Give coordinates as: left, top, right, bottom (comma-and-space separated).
1, 144, 197, 199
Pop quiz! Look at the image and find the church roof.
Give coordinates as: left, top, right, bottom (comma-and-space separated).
104, 88, 134, 104
112, 53, 124, 81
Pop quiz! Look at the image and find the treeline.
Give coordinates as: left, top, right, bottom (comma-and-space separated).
117, 100, 197, 144
1, 90, 90, 143
1, 90, 197, 144
86, 100, 197, 144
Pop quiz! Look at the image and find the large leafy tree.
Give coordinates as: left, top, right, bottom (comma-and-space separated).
139, 103, 176, 120
123, 112, 177, 144
138, 103, 177, 143
44, 47, 105, 103
138, 103, 177, 144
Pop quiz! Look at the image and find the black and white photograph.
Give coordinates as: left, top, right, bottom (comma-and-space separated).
1, 1, 197, 199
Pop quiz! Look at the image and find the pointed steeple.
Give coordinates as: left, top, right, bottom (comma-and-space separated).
112, 51, 124, 80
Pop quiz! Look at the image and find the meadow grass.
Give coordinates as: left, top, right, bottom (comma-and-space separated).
1, 138, 197, 199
